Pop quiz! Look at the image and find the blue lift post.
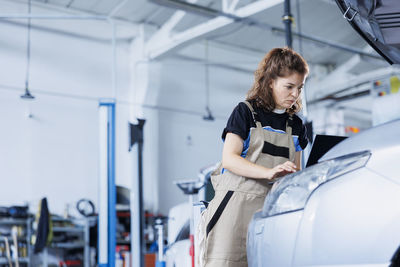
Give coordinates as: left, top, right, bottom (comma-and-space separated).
99, 99, 116, 267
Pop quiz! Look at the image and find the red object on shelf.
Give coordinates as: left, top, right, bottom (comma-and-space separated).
116, 245, 130, 252
58, 260, 82, 266
117, 211, 131, 217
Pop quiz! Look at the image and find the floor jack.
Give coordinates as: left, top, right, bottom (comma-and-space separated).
174, 180, 205, 267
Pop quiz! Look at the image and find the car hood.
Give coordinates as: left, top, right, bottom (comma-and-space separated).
335, 0, 400, 64
320, 119, 400, 161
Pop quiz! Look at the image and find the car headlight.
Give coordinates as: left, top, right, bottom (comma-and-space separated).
262, 150, 371, 217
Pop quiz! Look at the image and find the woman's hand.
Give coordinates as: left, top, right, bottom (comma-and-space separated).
266, 161, 298, 180
222, 133, 298, 180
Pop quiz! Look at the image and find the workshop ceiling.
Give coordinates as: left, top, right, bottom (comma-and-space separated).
7, 0, 386, 69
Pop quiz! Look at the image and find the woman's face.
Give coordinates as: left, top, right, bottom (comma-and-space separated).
271, 72, 306, 110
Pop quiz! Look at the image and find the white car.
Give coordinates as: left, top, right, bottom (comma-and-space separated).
247, 119, 400, 266
247, 0, 400, 265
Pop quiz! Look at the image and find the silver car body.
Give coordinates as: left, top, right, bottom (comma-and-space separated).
247, 119, 400, 267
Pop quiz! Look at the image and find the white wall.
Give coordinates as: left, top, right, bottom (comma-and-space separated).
0, 10, 133, 216
154, 58, 253, 214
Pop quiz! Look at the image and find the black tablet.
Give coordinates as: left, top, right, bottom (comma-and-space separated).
306, 135, 347, 167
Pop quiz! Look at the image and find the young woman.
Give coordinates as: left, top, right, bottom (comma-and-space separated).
199, 47, 309, 267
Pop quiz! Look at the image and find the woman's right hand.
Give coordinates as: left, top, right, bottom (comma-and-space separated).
266, 161, 298, 180
223, 133, 299, 180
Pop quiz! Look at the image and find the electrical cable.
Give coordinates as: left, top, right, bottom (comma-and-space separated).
76, 199, 96, 217
26, 0, 31, 89
203, 39, 215, 121
21, 0, 35, 100
205, 39, 209, 107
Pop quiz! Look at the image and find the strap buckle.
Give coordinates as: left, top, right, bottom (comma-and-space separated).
343, 5, 358, 22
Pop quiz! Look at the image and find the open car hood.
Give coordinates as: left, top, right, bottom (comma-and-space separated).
335, 0, 400, 64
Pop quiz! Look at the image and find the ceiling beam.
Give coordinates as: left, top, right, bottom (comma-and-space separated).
146, 0, 284, 59
147, 0, 383, 61
145, 0, 199, 53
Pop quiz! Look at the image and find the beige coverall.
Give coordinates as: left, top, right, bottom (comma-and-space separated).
198, 101, 296, 267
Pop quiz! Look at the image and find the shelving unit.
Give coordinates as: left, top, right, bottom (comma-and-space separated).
0, 257, 30, 265
30, 216, 92, 267
116, 205, 131, 248
0, 217, 33, 267
0, 216, 93, 266
115, 205, 132, 267
47, 217, 91, 267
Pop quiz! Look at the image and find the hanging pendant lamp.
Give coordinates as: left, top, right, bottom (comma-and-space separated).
21, 0, 35, 100
203, 40, 214, 121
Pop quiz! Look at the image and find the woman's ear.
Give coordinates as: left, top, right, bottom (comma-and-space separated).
269, 79, 275, 90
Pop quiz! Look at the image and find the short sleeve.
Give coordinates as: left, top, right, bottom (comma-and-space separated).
221, 102, 253, 141
291, 115, 309, 151
298, 122, 308, 150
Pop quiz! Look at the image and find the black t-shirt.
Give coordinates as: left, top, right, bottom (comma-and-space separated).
222, 100, 308, 152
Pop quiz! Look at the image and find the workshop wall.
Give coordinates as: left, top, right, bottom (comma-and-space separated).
0, 17, 133, 216
155, 58, 253, 214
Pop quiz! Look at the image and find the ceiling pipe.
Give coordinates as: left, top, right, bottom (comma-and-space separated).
0, 14, 107, 19
1, 0, 137, 26
0, 20, 130, 43
149, 0, 383, 61
282, 0, 293, 48
0, 0, 138, 41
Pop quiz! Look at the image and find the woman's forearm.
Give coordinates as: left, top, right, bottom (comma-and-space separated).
222, 154, 272, 179
221, 133, 297, 180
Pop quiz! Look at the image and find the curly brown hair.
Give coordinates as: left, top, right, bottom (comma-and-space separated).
246, 47, 309, 114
